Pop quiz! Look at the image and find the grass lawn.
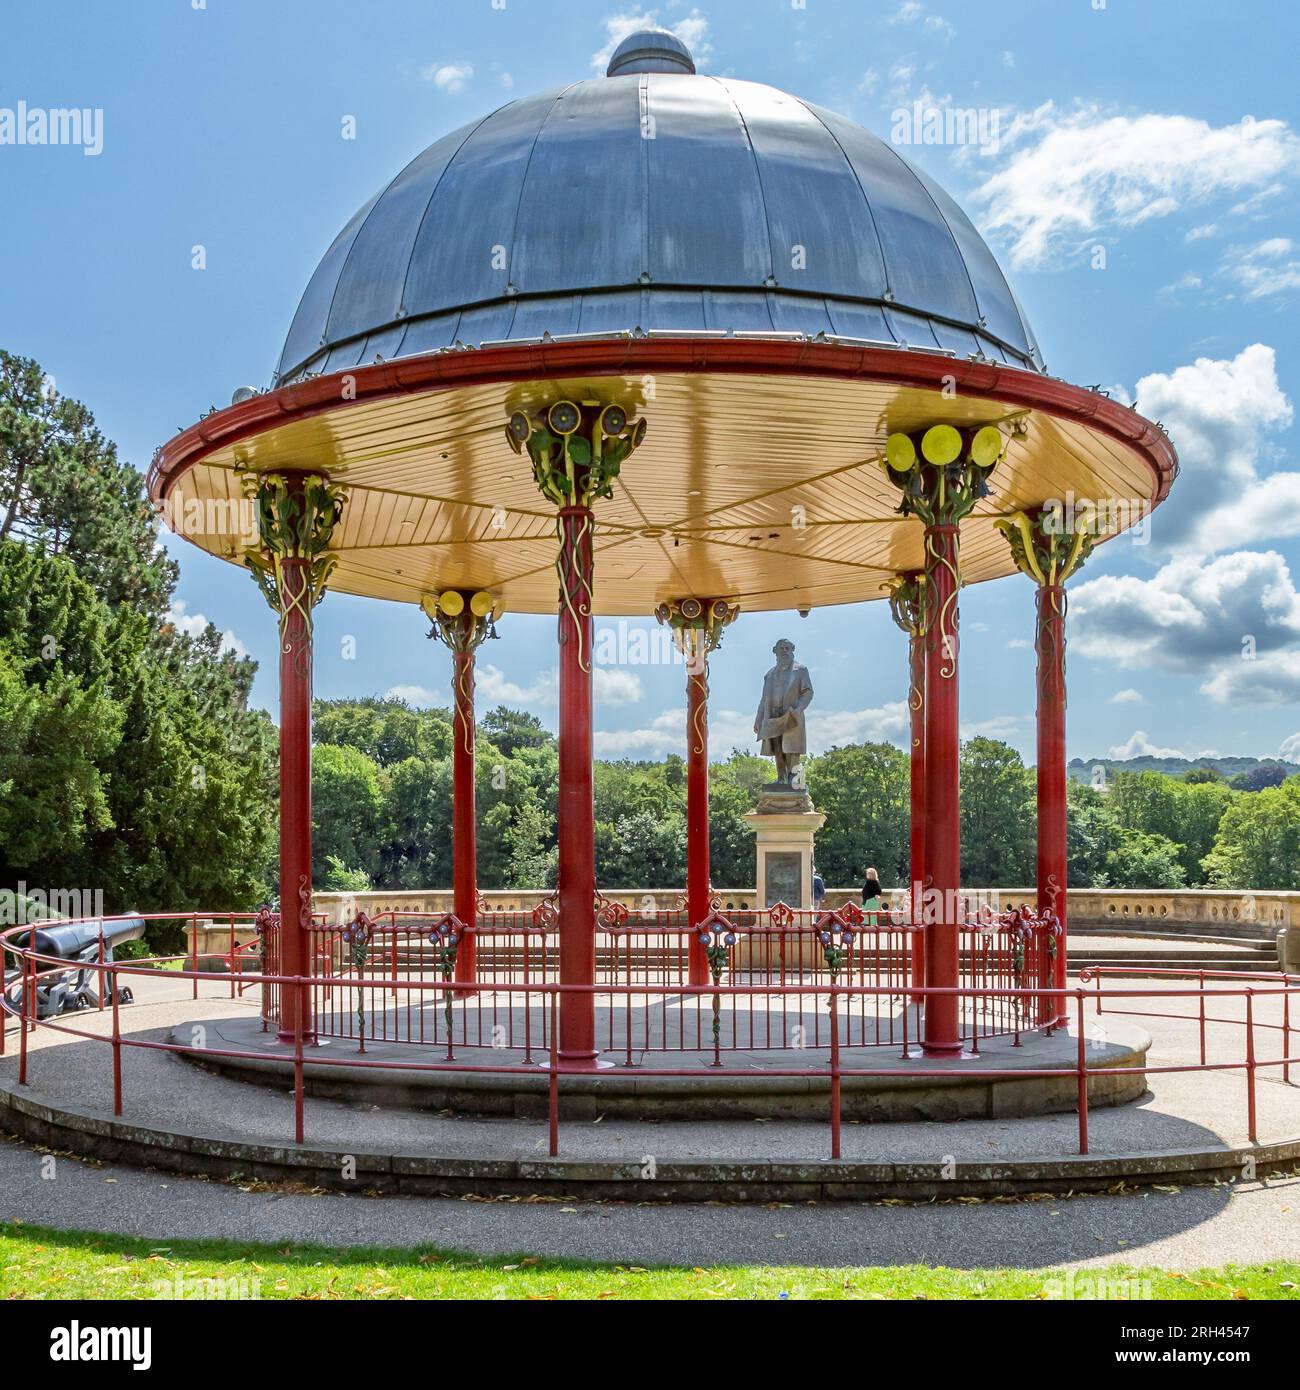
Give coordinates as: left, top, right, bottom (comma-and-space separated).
2, 1223, 1298, 1300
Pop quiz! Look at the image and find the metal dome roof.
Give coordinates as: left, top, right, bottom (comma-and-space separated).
275, 34, 1042, 385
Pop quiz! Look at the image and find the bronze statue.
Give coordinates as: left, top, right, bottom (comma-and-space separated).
753, 638, 813, 787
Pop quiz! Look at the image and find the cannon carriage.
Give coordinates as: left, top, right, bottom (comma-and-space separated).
2, 917, 143, 1019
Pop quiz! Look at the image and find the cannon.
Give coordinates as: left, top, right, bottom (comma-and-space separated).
4, 916, 144, 1018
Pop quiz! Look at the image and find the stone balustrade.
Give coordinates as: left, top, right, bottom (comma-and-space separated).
311, 885, 1292, 935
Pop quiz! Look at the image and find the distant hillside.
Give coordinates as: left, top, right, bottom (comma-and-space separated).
1068, 755, 1299, 783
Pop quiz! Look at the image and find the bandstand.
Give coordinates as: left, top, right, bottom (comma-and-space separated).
134, 28, 1180, 1129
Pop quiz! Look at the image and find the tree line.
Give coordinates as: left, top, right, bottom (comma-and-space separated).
0, 351, 275, 952
309, 710, 1298, 894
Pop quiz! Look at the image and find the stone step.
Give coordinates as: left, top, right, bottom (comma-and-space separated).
1069, 957, 1278, 974
1070, 926, 1275, 949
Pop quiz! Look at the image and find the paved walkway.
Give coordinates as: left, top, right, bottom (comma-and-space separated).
1, 1134, 1296, 1271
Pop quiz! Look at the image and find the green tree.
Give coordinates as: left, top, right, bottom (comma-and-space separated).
311, 744, 384, 883
1066, 781, 1119, 887
959, 737, 1035, 886
313, 696, 449, 765
1228, 763, 1289, 793
0, 539, 275, 916
599, 809, 687, 887
1174, 781, 1234, 884
0, 638, 119, 873
1103, 828, 1187, 889
500, 799, 554, 889
320, 856, 372, 893
379, 757, 454, 888
708, 769, 758, 889
806, 743, 908, 888
0, 350, 174, 614
480, 706, 552, 758
1203, 780, 1300, 889
478, 745, 555, 888
1107, 771, 1230, 884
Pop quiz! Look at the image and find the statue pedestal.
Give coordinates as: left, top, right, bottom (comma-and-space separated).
744, 806, 827, 907
742, 805, 826, 971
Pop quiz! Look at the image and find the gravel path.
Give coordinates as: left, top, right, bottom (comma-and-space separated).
1, 1134, 1296, 1272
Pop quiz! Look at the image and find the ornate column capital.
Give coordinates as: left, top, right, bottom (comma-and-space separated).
881, 423, 1005, 527
995, 506, 1095, 590
507, 398, 646, 510
421, 588, 503, 653
239, 470, 346, 627
883, 572, 927, 638
654, 596, 740, 659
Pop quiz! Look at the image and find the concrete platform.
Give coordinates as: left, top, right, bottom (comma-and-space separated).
1, 975, 1295, 1202
175, 1010, 1150, 1122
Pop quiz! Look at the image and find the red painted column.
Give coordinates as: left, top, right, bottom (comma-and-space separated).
277, 554, 315, 1045
908, 626, 927, 998
923, 523, 962, 1055
1037, 584, 1068, 1025
686, 652, 710, 986
452, 644, 478, 985
556, 505, 597, 1063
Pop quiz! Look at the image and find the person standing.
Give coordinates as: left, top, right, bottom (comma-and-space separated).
861, 866, 884, 908
812, 865, 826, 911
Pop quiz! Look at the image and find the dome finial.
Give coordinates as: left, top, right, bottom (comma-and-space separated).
606, 26, 696, 77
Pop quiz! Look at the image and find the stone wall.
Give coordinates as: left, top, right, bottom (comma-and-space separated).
311, 885, 1291, 935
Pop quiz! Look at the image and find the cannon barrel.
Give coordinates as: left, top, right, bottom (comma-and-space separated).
4, 916, 144, 1019
20, 916, 145, 960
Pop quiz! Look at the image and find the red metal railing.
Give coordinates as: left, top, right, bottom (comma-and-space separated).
283, 902, 1059, 1055
4, 913, 1294, 1162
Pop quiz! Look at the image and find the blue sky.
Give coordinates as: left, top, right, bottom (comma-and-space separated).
4, 0, 1300, 765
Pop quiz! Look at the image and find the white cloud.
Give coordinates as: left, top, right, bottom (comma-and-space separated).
594, 710, 682, 757
422, 62, 473, 93
962, 714, 1029, 740
594, 706, 753, 758
1109, 688, 1144, 705
594, 668, 644, 705
590, 8, 712, 74
1221, 237, 1300, 299
817, 701, 910, 747
924, 15, 957, 39
393, 663, 641, 713
1199, 650, 1300, 708
1160, 271, 1202, 297
1070, 344, 1300, 709
385, 684, 443, 708
167, 601, 246, 659
1128, 344, 1293, 554
886, 59, 917, 103
1072, 549, 1300, 674
888, 1, 923, 21
596, 701, 909, 759
476, 664, 556, 706
971, 106, 1300, 268
1280, 732, 1300, 761
1108, 730, 1186, 760
1000, 50, 1015, 69
1186, 222, 1219, 241
1229, 184, 1286, 219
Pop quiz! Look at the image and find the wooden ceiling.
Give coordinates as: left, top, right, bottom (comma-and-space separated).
157, 351, 1170, 617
